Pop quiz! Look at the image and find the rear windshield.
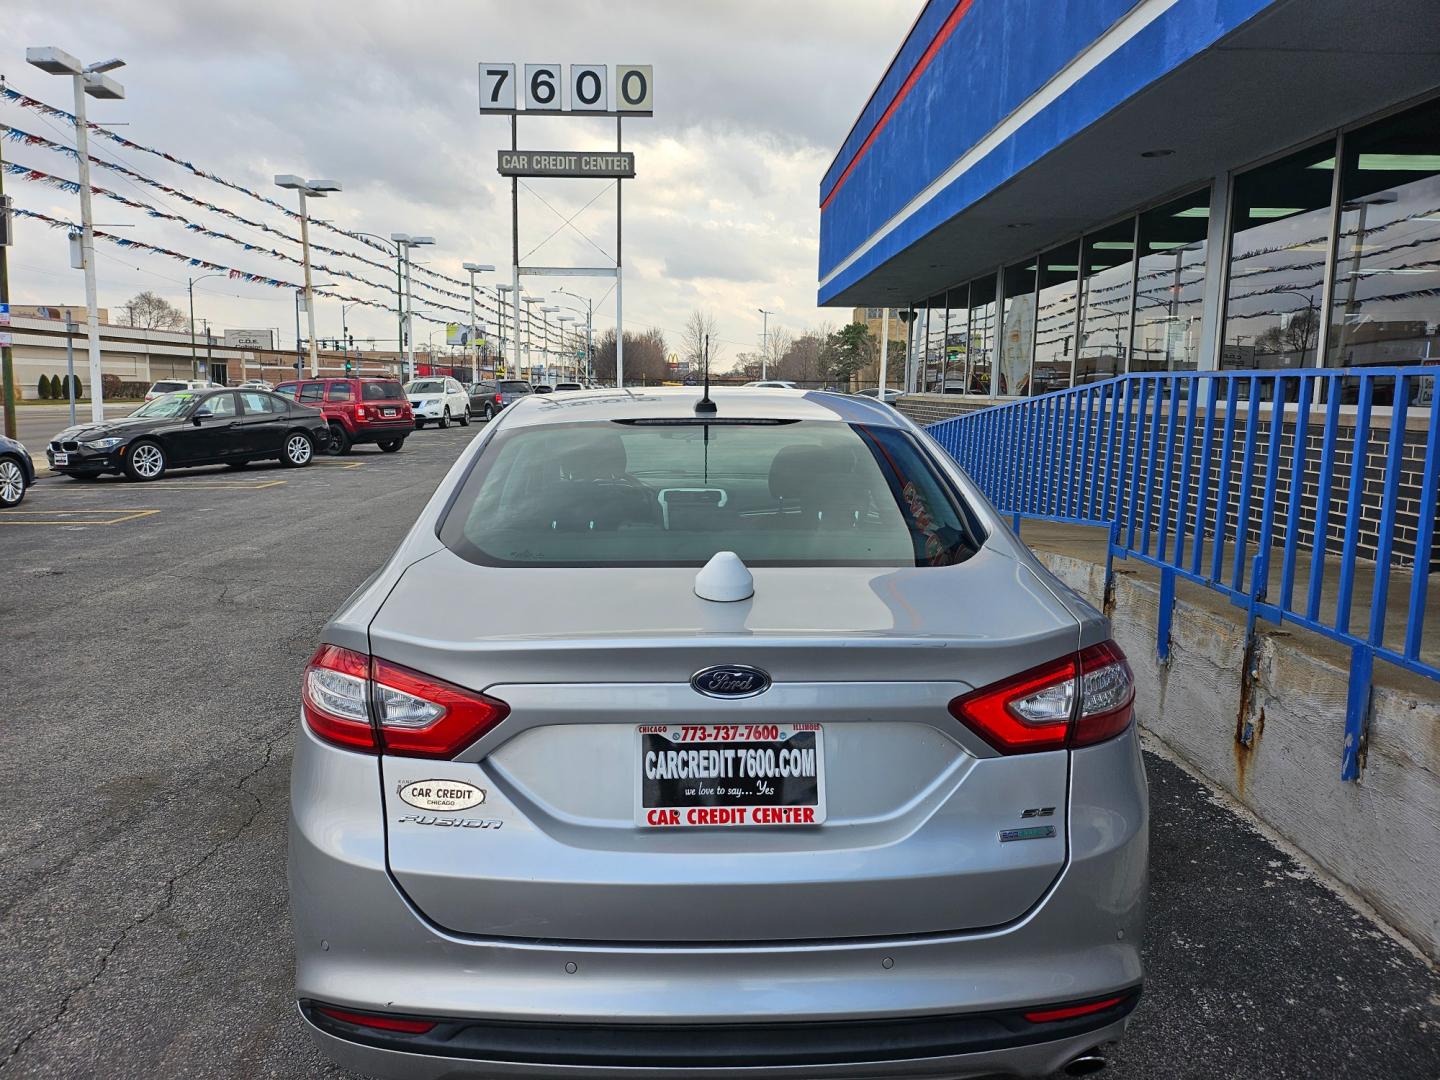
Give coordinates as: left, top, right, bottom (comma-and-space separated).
499, 381, 531, 394
362, 381, 403, 401
438, 420, 983, 567
408, 380, 446, 394
151, 381, 185, 393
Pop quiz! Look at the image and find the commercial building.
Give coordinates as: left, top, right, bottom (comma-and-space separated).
818, 0, 1440, 401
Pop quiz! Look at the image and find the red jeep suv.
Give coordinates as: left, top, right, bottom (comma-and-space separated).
274, 377, 413, 454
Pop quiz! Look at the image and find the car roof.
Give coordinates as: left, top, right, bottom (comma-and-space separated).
499, 386, 907, 429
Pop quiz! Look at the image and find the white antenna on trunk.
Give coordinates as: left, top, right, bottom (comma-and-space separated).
694, 551, 753, 603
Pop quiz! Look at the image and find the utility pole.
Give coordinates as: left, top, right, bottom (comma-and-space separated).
758, 308, 775, 380
0, 97, 14, 440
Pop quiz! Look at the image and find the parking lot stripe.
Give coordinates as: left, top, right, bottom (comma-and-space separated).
0, 508, 162, 526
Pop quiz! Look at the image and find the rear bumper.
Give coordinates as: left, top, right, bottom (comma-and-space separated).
350, 422, 412, 444
289, 723, 1147, 1077
299, 999, 1135, 1079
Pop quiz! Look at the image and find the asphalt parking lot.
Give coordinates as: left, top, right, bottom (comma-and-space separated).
1, 421, 1437, 1079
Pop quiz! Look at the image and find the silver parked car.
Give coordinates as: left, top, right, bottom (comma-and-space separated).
290, 387, 1147, 1079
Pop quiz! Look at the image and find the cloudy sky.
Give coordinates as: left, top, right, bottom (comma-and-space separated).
5, 0, 916, 363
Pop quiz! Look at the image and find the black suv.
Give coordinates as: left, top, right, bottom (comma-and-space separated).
466, 379, 533, 421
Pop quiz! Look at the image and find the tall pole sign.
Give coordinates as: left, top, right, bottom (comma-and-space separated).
480, 62, 652, 388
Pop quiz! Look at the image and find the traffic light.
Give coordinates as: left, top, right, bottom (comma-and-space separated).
344, 358, 353, 374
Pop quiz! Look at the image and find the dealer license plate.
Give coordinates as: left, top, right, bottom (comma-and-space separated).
52, 451, 69, 465
636, 724, 825, 828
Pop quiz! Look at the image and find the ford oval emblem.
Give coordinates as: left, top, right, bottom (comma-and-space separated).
691, 665, 771, 699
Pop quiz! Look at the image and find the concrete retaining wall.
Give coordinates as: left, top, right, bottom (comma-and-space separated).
1035, 546, 1440, 961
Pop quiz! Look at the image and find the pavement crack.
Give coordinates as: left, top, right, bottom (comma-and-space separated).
0, 728, 288, 1073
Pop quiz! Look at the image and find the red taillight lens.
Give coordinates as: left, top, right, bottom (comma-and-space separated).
302, 645, 376, 752
495, 392, 504, 404
947, 640, 1133, 754
1024, 994, 1126, 1024
948, 655, 1076, 753
1072, 640, 1135, 748
314, 1005, 436, 1034
301, 647, 509, 758
371, 657, 510, 758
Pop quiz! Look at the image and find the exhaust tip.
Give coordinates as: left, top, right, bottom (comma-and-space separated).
1064, 1052, 1108, 1076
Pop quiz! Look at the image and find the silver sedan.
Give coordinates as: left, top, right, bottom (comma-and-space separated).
289, 387, 1147, 1079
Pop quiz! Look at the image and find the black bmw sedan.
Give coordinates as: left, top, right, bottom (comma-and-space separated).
0, 433, 36, 507
46, 388, 329, 482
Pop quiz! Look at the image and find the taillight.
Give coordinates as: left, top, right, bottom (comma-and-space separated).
302, 645, 375, 751
948, 639, 1133, 754
355, 404, 368, 421
495, 392, 504, 405
1024, 994, 1127, 1024
301, 646, 509, 758
313, 1005, 436, 1035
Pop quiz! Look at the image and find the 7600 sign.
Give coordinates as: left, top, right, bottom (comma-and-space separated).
479, 63, 653, 115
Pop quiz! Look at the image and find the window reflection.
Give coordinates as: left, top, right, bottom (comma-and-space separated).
1132, 189, 1209, 371
968, 276, 997, 394
1032, 242, 1080, 393
1223, 143, 1335, 370
1326, 96, 1440, 374
1076, 219, 1136, 382
923, 293, 946, 393
999, 261, 1035, 395
941, 285, 968, 393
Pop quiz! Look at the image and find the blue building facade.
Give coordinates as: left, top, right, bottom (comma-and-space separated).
819, 0, 1440, 397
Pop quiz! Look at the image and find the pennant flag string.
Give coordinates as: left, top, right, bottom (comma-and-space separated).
0, 87, 493, 298
9, 203, 553, 338
0, 124, 499, 318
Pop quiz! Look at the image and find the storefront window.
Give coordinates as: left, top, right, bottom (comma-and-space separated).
1132, 188, 1209, 371
940, 285, 968, 393
968, 276, 997, 394
1326, 96, 1440, 371
1076, 219, 1136, 383
1223, 142, 1335, 370
923, 293, 946, 393
1032, 242, 1080, 393
998, 262, 1035, 395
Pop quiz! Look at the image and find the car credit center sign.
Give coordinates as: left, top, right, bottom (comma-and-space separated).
497, 150, 635, 179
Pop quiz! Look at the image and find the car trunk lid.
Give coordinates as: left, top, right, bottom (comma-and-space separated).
374, 547, 1077, 942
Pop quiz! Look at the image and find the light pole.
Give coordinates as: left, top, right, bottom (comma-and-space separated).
558, 315, 576, 380
758, 308, 776, 380
341, 300, 362, 373
555, 288, 595, 384
462, 262, 495, 384
495, 284, 516, 377
275, 175, 341, 377
522, 295, 543, 381
391, 233, 435, 381
354, 232, 404, 353
27, 48, 125, 424
187, 273, 225, 379
293, 283, 335, 376
541, 306, 559, 381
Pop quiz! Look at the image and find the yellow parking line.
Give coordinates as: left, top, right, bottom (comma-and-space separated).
309, 460, 365, 469
0, 508, 161, 526
168, 479, 289, 490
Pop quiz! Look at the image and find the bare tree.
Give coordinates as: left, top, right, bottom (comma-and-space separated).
123, 290, 188, 331
592, 327, 670, 384
680, 309, 723, 376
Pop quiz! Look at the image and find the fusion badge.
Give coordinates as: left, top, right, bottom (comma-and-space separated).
397, 779, 486, 812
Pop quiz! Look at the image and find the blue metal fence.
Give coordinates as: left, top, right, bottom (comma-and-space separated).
926, 366, 1440, 780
